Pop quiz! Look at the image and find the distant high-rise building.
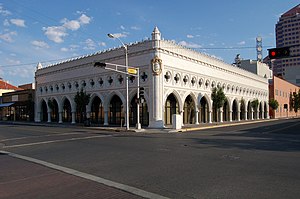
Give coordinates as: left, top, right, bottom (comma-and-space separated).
272, 4, 300, 85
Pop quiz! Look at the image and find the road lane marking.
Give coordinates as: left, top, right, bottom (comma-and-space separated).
0, 132, 83, 142
0, 151, 169, 199
3, 135, 113, 149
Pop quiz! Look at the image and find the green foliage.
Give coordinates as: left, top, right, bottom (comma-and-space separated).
251, 99, 259, 111
74, 89, 90, 122
211, 87, 226, 109
47, 99, 54, 110
269, 99, 279, 110
291, 89, 300, 113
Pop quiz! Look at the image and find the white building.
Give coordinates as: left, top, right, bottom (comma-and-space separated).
239, 59, 273, 79
34, 27, 269, 128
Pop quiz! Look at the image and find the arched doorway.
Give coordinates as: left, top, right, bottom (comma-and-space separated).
183, 95, 195, 124
130, 94, 149, 127
109, 95, 123, 125
41, 100, 48, 122
90, 96, 104, 125
264, 102, 268, 119
223, 99, 230, 122
50, 99, 59, 122
165, 93, 179, 125
199, 96, 209, 123
259, 102, 263, 119
240, 99, 246, 120
232, 99, 238, 121
62, 98, 72, 122
247, 101, 252, 120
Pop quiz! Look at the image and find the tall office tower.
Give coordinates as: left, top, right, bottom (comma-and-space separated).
273, 4, 300, 85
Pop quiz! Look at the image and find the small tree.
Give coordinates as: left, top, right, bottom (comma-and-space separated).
269, 98, 279, 119
291, 89, 300, 115
211, 87, 226, 122
269, 99, 279, 110
251, 99, 259, 119
74, 89, 90, 123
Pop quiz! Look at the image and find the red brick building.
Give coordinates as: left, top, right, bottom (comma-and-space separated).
269, 76, 300, 118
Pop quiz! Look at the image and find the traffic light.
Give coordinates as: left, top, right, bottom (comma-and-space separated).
93, 62, 106, 68
139, 87, 144, 100
268, 47, 290, 59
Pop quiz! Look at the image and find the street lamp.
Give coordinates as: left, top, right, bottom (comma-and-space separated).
107, 33, 130, 130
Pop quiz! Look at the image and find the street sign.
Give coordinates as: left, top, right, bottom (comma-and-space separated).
127, 67, 138, 75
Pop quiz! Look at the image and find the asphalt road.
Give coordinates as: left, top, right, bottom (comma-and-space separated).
1, 119, 300, 199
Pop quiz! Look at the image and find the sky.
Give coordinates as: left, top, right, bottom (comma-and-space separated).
0, 0, 299, 86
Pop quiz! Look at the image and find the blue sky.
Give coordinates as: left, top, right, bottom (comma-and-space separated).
0, 0, 299, 86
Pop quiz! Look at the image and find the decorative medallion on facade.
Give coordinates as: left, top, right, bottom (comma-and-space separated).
151, 56, 162, 75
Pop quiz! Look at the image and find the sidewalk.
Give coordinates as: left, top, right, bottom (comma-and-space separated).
0, 118, 284, 134
0, 152, 144, 199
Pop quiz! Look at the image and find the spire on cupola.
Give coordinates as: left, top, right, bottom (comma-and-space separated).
36, 62, 43, 70
152, 26, 161, 40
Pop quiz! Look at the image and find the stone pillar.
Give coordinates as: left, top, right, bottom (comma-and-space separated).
36, 112, 41, 122
71, 111, 76, 124
245, 111, 248, 120
237, 111, 240, 121
195, 110, 199, 124
208, 111, 212, 123
229, 111, 233, 122
59, 112, 63, 123
47, 111, 51, 123
148, 55, 164, 128
220, 108, 223, 123
104, 111, 109, 126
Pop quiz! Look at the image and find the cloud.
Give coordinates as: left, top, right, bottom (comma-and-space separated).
111, 33, 128, 38
131, 26, 140, 30
0, 31, 17, 42
178, 41, 202, 48
98, 42, 106, 47
79, 14, 91, 24
0, 4, 11, 16
31, 40, 50, 49
3, 19, 9, 26
62, 19, 81, 31
83, 38, 96, 50
43, 26, 68, 43
43, 14, 91, 43
10, 19, 26, 27
120, 25, 125, 30
60, 44, 79, 52
187, 34, 194, 38
8, 65, 34, 78
237, 41, 246, 45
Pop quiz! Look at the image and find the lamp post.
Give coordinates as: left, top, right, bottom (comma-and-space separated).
107, 33, 129, 130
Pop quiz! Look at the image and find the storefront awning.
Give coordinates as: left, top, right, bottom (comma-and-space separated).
0, 102, 14, 108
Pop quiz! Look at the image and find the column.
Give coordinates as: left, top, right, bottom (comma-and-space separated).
59, 112, 63, 123
36, 112, 41, 122
195, 110, 199, 125
47, 111, 51, 123
245, 111, 248, 120
208, 111, 212, 123
237, 111, 240, 121
104, 111, 109, 126
229, 111, 233, 122
220, 108, 223, 123
71, 111, 76, 124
